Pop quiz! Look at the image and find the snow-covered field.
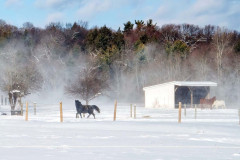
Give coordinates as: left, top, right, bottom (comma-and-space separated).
0, 102, 240, 160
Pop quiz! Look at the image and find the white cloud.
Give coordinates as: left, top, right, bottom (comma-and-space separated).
76, 0, 113, 20
46, 12, 64, 24
151, 0, 240, 30
5, 0, 22, 7
34, 0, 240, 31
184, 0, 240, 29
188, 0, 224, 15
154, 6, 169, 17
35, 0, 77, 10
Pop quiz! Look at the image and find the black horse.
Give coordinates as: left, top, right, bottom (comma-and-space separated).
75, 100, 100, 119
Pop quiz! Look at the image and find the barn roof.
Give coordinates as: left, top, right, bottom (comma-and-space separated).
143, 81, 217, 91
171, 81, 217, 86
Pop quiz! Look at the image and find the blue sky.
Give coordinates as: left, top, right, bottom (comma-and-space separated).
0, 0, 240, 31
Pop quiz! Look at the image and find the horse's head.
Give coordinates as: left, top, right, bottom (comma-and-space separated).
75, 100, 80, 105
75, 100, 82, 105
213, 96, 216, 101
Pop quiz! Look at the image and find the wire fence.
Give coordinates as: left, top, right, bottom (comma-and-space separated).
0, 100, 239, 124
0, 95, 8, 106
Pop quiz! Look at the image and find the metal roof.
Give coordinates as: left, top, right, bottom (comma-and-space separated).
172, 81, 217, 86
143, 81, 217, 91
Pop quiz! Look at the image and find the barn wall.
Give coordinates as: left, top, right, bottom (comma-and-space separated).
144, 84, 175, 109
144, 81, 217, 109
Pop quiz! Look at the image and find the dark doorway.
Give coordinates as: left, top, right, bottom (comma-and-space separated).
175, 86, 209, 108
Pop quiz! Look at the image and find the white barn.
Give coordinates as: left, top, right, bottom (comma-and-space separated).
143, 81, 217, 109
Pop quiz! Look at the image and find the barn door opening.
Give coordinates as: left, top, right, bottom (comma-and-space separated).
175, 86, 209, 108
175, 86, 191, 108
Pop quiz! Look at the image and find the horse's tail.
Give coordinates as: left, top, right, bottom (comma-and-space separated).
92, 105, 100, 113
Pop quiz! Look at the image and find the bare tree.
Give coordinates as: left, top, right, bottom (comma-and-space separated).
213, 27, 232, 81
0, 63, 43, 110
180, 24, 207, 52
22, 22, 34, 29
112, 60, 127, 98
65, 65, 108, 105
160, 24, 181, 43
192, 44, 213, 80
0, 19, 6, 27
0, 42, 43, 110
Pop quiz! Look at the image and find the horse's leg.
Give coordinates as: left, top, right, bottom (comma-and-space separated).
87, 114, 91, 118
92, 113, 95, 119
80, 113, 82, 118
76, 113, 78, 118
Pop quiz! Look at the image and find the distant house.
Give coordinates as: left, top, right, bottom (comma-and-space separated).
143, 81, 217, 109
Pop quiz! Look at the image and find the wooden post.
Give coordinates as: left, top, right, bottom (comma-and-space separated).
178, 102, 181, 123
5, 97, 7, 105
195, 104, 197, 119
21, 102, 23, 116
207, 93, 210, 99
60, 102, 63, 122
130, 104, 132, 118
134, 105, 136, 119
113, 100, 117, 121
191, 92, 193, 108
238, 109, 240, 125
184, 104, 186, 117
1, 95, 3, 105
25, 102, 28, 121
34, 103, 36, 115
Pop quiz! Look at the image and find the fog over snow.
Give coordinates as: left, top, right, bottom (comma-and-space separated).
1, 0, 240, 160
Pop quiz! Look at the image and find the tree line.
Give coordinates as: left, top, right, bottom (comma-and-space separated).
0, 19, 240, 107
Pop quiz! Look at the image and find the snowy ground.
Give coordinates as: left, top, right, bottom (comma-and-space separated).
0, 102, 240, 160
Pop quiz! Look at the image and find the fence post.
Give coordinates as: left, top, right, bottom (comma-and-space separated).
134, 104, 136, 119
34, 103, 36, 115
238, 109, 240, 125
21, 102, 23, 116
184, 104, 186, 117
1, 95, 3, 105
113, 100, 117, 121
5, 97, 7, 105
25, 102, 28, 121
178, 102, 181, 123
195, 104, 197, 119
60, 102, 63, 122
130, 104, 132, 118
191, 92, 193, 108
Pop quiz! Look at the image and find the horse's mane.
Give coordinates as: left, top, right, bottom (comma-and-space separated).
75, 100, 82, 105
75, 100, 82, 111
